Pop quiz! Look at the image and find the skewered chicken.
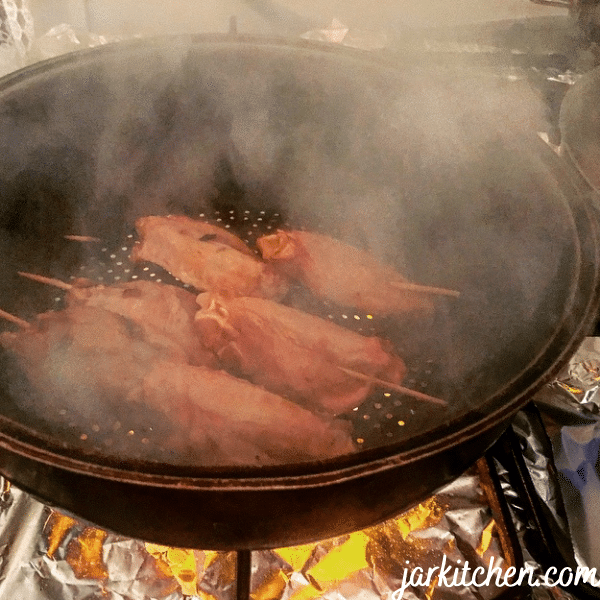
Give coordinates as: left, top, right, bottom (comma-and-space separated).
0, 214, 451, 465
0, 305, 187, 409
194, 295, 407, 415
143, 214, 255, 255
69, 278, 217, 367
141, 362, 356, 462
131, 216, 288, 299
257, 230, 458, 315
0, 304, 355, 464
18, 274, 218, 367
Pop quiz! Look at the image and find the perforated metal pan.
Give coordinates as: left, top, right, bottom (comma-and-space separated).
0, 35, 597, 549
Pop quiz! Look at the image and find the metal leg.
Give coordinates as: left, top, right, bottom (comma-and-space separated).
236, 549, 252, 600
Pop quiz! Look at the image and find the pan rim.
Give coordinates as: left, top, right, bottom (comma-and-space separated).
0, 34, 598, 488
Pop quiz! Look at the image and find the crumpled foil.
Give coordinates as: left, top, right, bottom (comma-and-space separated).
300, 18, 388, 51
538, 339, 600, 573
0, 483, 237, 600
0, 0, 33, 51
495, 337, 600, 598
251, 463, 516, 600
0, 458, 515, 600
26, 23, 131, 63
0, 0, 33, 76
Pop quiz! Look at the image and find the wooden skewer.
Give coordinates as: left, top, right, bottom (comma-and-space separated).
64, 235, 102, 243
18, 272, 73, 291
389, 281, 460, 298
0, 309, 30, 329
338, 367, 447, 406
16, 273, 448, 405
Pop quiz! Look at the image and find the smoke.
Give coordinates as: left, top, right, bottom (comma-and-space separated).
0, 33, 586, 461
53, 1, 567, 37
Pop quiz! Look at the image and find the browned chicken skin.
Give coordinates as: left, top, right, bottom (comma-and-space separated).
131, 216, 288, 300
194, 295, 407, 415
65, 279, 217, 367
142, 362, 356, 462
257, 230, 436, 316
0, 304, 355, 465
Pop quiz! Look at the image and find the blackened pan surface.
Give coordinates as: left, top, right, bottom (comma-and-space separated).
0, 35, 596, 547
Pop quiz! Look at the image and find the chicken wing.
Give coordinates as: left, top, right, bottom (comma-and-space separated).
64, 279, 217, 367
131, 216, 288, 299
194, 295, 406, 415
141, 362, 356, 462
257, 230, 441, 316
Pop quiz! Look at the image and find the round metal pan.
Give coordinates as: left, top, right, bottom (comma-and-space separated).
0, 34, 598, 550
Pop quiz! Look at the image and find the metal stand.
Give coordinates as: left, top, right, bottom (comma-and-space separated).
236, 549, 252, 600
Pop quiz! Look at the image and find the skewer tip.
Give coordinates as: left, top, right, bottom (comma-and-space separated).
0, 308, 30, 329
18, 272, 73, 291
338, 366, 447, 406
64, 235, 102, 243
389, 281, 460, 298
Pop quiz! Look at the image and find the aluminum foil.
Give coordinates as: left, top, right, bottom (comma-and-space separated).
0, 459, 515, 600
250, 465, 514, 600
0, 0, 33, 76
496, 337, 600, 598
300, 18, 388, 50
0, 485, 237, 600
